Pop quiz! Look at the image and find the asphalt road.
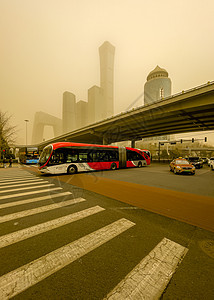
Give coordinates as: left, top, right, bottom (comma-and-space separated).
0, 164, 214, 299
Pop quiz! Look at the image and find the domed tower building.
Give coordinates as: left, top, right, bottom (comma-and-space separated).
144, 65, 172, 105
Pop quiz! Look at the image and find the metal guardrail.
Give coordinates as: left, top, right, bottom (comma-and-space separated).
113, 80, 214, 116
70, 81, 214, 126
126, 81, 214, 112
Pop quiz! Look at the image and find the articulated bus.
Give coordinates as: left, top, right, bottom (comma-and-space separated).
38, 142, 150, 174
19, 147, 39, 164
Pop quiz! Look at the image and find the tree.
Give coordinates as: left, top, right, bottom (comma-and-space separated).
0, 111, 16, 158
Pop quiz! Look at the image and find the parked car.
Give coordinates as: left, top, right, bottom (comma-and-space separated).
187, 157, 203, 169
169, 157, 195, 175
208, 157, 214, 167
201, 157, 208, 164
210, 159, 214, 171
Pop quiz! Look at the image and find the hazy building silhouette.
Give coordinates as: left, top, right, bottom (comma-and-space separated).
62, 91, 76, 133
32, 111, 62, 144
99, 41, 115, 118
76, 100, 88, 128
32, 41, 115, 143
144, 65, 171, 105
143, 66, 172, 142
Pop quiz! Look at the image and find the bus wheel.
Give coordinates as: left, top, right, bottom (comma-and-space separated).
138, 161, 142, 168
67, 165, 77, 174
110, 163, 117, 170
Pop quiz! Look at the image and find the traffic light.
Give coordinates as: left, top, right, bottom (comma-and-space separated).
192, 138, 194, 143
205, 137, 207, 142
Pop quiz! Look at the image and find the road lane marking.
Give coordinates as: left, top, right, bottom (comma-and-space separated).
0, 178, 44, 185
104, 237, 188, 300
0, 191, 72, 209
0, 206, 105, 248
0, 170, 34, 177
0, 183, 55, 194
0, 198, 86, 223
0, 218, 135, 299
0, 180, 49, 189
0, 187, 62, 200
0, 176, 35, 182
197, 170, 211, 175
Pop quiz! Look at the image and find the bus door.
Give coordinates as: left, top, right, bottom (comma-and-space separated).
119, 147, 127, 168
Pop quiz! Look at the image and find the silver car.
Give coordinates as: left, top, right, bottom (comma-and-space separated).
210, 159, 214, 170
208, 157, 214, 167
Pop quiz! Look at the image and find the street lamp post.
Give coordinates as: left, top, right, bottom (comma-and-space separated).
24, 120, 29, 145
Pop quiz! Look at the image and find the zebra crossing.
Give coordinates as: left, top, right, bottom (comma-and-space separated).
0, 168, 188, 299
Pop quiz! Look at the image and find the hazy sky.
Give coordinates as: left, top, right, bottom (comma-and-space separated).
1, 0, 214, 145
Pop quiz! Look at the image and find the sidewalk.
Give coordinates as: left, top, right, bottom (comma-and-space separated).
0, 163, 21, 169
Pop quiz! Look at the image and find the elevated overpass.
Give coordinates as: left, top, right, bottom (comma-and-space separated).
37, 81, 214, 150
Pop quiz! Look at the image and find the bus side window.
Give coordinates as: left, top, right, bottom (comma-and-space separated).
79, 152, 88, 162
108, 150, 118, 161
92, 151, 99, 162
127, 150, 145, 161
87, 153, 93, 162
144, 153, 149, 159
53, 150, 65, 164
66, 153, 78, 162
99, 151, 109, 162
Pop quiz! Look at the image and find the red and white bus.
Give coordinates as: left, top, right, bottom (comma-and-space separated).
38, 142, 150, 174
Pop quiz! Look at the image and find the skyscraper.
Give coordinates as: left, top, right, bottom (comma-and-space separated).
99, 41, 115, 118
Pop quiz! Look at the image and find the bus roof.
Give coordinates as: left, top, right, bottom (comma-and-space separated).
51, 142, 119, 150
46, 142, 149, 153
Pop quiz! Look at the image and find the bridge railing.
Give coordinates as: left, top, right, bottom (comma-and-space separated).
123, 80, 214, 114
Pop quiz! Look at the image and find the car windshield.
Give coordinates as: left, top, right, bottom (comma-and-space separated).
175, 160, 189, 165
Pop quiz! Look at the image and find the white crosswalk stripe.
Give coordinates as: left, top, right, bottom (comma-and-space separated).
0, 218, 135, 299
104, 238, 188, 300
0, 205, 105, 248
0, 187, 62, 200
0, 178, 44, 186
0, 172, 34, 176
0, 197, 86, 223
0, 183, 55, 195
0, 176, 35, 182
0, 191, 72, 209
0, 180, 49, 189
0, 169, 188, 299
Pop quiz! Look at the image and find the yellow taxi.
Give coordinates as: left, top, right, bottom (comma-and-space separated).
169, 157, 195, 175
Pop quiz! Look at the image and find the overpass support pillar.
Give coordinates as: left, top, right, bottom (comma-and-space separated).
131, 140, 136, 148
103, 135, 109, 145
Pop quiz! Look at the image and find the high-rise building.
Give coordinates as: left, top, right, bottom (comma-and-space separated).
62, 91, 76, 133
99, 41, 115, 119
144, 65, 171, 105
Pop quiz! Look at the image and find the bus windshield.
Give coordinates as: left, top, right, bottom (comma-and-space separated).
39, 145, 53, 166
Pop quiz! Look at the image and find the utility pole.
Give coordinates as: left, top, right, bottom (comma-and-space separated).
24, 120, 29, 145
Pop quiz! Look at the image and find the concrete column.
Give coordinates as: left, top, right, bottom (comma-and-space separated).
131, 140, 136, 148
103, 135, 109, 145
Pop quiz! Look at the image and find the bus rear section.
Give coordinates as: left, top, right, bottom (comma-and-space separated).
19, 147, 39, 164
38, 142, 150, 175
